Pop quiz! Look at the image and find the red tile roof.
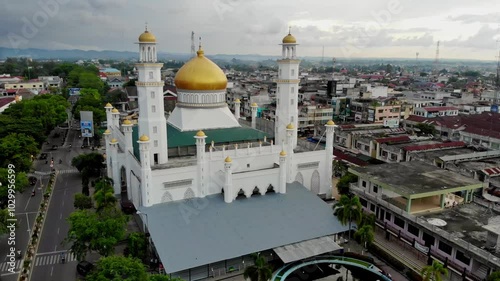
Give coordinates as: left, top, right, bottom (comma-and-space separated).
375, 135, 411, 144
403, 141, 465, 152
333, 149, 369, 166
0, 97, 15, 108
423, 106, 458, 112
482, 167, 500, 176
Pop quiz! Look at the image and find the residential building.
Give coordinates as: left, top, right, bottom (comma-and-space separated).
413, 106, 459, 118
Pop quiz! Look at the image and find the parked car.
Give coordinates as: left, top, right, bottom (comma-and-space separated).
29, 177, 37, 186
77, 261, 94, 276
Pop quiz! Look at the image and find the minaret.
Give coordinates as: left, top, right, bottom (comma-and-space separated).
195, 130, 207, 197
234, 99, 241, 119
275, 28, 300, 149
224, 156, 233, 203
103, 129, 112, 178
251, 102, 258, 129
325, 120, 335, 198
136, 26, 168, 165
138, 134, 152, 207
109, 138, 120, 194
122, 119, 133, 197
279, 150, 287, 194
104, 103, 113, 130
111, 108, 120, 137
286, 123, 294, 183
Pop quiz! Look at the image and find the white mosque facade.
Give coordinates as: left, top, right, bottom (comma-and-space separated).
103, 28, 346, 279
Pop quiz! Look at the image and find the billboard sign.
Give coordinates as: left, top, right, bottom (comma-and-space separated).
383, 118, 400, 128
80, 111, 94, 137
367, 109, 375, 122
68, 88, 81, 95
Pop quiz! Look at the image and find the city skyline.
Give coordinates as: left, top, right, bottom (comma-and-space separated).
1, 0, 500, 60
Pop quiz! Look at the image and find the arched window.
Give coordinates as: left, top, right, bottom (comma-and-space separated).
184, 188, 195, 199
295, 172, 304, 185
161, 191, 173, 202
311, 170, 320, 195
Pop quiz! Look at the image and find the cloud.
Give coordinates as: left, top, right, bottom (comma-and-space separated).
444, 25, 500, 49
448, 12, 500, 24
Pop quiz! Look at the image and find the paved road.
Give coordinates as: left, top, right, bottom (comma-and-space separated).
0, 131, 60, 280
30, 127, 92, 281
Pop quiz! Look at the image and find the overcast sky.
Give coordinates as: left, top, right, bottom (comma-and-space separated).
1, 0, 500, 60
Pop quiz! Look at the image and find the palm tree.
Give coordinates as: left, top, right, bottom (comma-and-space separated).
421, 260, 448, 281
243, 253, 273, 281
333, 195, 363, 240
354, 225, 374, 249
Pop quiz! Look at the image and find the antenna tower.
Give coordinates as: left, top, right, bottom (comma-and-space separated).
191, 31, 195, 57
433, 41, 440, 75
321, 46, 325, 64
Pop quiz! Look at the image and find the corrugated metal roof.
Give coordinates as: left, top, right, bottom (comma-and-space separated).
138, 183, 349, 273
273, 235, 342, 263
403, 141, 465, 152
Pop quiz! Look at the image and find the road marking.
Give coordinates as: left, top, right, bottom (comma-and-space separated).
0, 260, 21, 273
62, 200, 64, 207
25, 213, 30, 232
54, 245, 57, 251
50, 266, 53, 276
57, 227, 60, 235
15, 211, 38, 215
64, 189, 67, 195
34, 253, 76, 267
24, 194, 32, 211
0, 271, 20, 277
59, 213, 62, 219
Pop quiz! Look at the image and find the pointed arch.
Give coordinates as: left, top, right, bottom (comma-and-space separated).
311, 170, 320, 195
252, 186, 260, 196
236, 188, 246, 200
161, 191, 173, 203
184, 188, 195, 199
295, 172, 304, 185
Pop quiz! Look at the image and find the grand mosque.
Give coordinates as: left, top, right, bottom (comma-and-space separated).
103, 27, 348, 280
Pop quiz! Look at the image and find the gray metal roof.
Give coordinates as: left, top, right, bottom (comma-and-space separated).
138, 183, 348, 273
273, 235, 342, 263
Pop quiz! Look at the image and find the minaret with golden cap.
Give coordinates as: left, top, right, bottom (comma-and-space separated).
234, 99, 241, 120
138, 134, 152, 207
109, 137, 120, 194
325, 120, 336, 198
136, 25, 168, 165
103, 129, 112, 178
276, 27, 300, 149
223, 156, 233, 203
286, 123, 295, 183
251, 102, 258, 129
279, 150, 287, 194
195, 130, 207, 197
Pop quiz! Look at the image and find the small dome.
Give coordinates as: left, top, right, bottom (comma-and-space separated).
251, 102, 258, 107
282, 33, 297, 44
196, 130, 206, 137
122, 119, 132, 125
174, 47, 227, 91
111, 108, 119, 113
326, 120, 335, 126
280, 150, 287, 156
139, 135, 150, 142
139, 30, 156, 43
103, 129, 111, 135
286, 123, 295, 129
110, 138, 118, 143
234, 99, 241, 103
224, 156, 232, 163
105, 103, 112, 108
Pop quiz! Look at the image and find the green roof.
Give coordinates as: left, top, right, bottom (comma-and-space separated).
132, 124, 269, 159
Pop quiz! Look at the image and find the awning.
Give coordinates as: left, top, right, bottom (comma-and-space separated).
273, 235, 342, 263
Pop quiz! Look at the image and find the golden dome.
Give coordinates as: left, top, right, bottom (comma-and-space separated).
224, 156, 232, 163
234, 99, 241, 103
282, 33, 297, 44
196, 130, 206, 137
326, 120, 335, 126
139, 135, 150, 142
103, 129, 111, 135
174, 47, 227, 91
138, 30, 156, 43
286, 123, 295, 129
110, 138, 118, 144
280, 150, 287, 157
122, 119, 132, 125
111, 108, 119, 113
105, 103, 112, 108
251, 102, 258, 107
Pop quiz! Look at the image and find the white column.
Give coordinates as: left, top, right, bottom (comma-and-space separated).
104, 103, 113, 131
224, 157, 233, 203
109, 138, 120, 195
122, 121, 133, 153
103, 129, 112, 178
286, 124, 294, 183
195, 131, 207, 197
234, 99, 241, 119
279, 150, 287, 194
111, 108, 120, 131
325, 120, 335, 198
138, 135, 152, 207
251, 103, 258, 129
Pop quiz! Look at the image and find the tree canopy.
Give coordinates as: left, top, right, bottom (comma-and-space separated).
336, 172, 358, 195
488, 271, 500, 281
85, 256, 148, 281
0, 133, 39, 172
65, 207, 128, 261
71, 153, 105, 178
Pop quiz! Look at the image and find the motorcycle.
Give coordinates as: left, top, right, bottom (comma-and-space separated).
31, 190, 36, 197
